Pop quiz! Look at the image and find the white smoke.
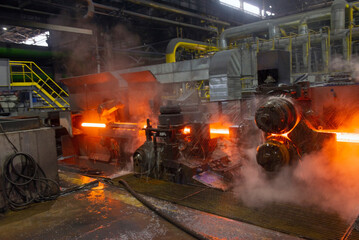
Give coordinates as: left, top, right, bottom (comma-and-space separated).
234, 139, 359, 221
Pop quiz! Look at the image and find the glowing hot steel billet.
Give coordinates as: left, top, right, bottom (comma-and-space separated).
183, 127, 191, 134
335, 132, 359, 143
81, 123, 106, 128
210, 129, 229, 135
314, 129, 359, 143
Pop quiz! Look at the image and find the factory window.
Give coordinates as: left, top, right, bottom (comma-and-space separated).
220, 0, 263, 17
243, 2, 260, 15
219, 0, 240, 9
21, 31, 49, 47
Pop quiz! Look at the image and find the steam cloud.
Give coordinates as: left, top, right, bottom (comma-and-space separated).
332, 56, 359, 83
234, 135, 359, 221
49, 12, 142, 77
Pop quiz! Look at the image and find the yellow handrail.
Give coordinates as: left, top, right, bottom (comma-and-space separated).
23, 64, 69, 105
9, 61, 69, 110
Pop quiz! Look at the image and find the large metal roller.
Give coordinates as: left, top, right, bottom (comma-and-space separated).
255, 97, 298, 134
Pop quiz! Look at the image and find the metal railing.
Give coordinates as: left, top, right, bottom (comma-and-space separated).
9, 61, 69, 110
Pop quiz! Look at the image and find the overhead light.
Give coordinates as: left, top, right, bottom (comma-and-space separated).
2, 27, 7, 31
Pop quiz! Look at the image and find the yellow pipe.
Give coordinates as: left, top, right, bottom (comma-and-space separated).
280, 28, 288, 37
325, 28, 330, 71
271, 38, 275, 50
306, 32, 310, 71
165, 42, 218, 63
348, 6, 353, 61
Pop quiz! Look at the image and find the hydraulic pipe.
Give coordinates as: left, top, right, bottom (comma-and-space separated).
165, 38, 218, 63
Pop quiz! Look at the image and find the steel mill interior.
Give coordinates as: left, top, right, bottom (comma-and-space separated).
2, 0, 359, 239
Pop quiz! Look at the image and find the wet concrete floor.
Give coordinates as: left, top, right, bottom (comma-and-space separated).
0, 171, 301, 240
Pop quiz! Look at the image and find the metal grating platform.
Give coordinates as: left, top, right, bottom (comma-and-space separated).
115, 174, 358, 240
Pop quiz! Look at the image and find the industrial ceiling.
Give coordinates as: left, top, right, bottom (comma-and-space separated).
0, 0, 356, 75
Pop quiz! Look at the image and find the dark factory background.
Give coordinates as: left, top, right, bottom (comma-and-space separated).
1, 0, 359, 240
0, 0, 339, 76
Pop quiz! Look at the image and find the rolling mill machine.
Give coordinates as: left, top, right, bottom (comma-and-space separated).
59, 0, 359, 189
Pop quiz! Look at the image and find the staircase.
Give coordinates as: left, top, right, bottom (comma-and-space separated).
9, 61, 69, 110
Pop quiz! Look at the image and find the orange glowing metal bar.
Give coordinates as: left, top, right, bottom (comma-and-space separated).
113, 122, 137, 125
314, 129, 359, 143
183, 127, 191, 134
271, 133, 289, 139
335, 132, 359, 143
81, 122, 106, 128
210, 128, 229, 135
209, 123, 230, 139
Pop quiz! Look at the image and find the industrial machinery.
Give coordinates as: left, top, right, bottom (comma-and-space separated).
131, 77, 359, 189
255, 95, 332, 172
60, 72, 160, 166
57, 0, 359, 182
254, 82, 359, 172
133, 104, 241, 189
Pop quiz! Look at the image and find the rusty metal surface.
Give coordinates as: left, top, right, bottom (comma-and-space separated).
0, 171, 300, 240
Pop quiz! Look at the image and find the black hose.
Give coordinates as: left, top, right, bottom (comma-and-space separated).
118, 179, 209, 240
60, 180, 100, 196
2, 152, 60, 210
0, 123, 60, 210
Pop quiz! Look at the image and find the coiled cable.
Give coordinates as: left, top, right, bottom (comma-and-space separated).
0, 123, 60, 210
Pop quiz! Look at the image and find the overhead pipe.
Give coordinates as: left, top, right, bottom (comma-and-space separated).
122, 0, 230, 26
219, 7, 333, 49
251, 26, 359, 73
165, 38, 218, 63
121, 10, 218, 33
252, 28, 359, 51
331, 0, 347, 33
84, 0, 95, 19
92, 3, 217, 33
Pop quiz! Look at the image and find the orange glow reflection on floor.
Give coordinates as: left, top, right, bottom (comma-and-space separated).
81, 122, 106, 128
80, 176, 106, 204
